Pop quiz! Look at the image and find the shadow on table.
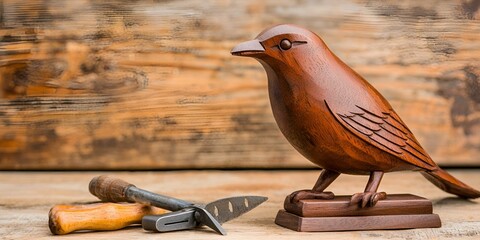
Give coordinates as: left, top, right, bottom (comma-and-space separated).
433, 197, 478, 206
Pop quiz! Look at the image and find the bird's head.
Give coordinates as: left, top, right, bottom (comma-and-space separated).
231, 24, 328, 75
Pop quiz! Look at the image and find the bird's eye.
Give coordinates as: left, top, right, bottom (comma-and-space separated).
279, 39, 292, 50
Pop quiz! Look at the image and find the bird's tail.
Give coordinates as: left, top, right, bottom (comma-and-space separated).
421, 168, 480, 199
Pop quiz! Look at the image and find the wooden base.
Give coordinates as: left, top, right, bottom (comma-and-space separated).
275, 194, 441, 232
275, 210, 441, 231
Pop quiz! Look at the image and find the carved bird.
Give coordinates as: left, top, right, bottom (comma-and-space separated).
231, 24, 480, 207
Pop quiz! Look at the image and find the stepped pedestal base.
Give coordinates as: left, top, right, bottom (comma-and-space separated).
275, 194, 441, 232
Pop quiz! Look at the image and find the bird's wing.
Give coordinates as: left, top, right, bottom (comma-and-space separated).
325, 101, 436, 170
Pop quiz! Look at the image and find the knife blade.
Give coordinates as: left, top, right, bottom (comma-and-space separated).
142, 195, 267, 234
88, 175, 267, 235
205, 196, 268, 224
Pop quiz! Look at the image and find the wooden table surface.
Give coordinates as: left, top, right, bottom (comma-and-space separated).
1, 170, 479, 239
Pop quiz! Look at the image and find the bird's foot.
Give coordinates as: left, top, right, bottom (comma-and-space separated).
350, 191, 386, 208
287, 190, 335, 203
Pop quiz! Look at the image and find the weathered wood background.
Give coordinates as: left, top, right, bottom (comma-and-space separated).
1, 0, 479, 169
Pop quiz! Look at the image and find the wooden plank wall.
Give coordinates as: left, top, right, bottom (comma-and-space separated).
1, 0, 479, 169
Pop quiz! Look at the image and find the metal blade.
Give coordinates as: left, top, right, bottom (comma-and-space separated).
204, 196, 268, 224
142, 207, 226, 235
192, 206, 227, 235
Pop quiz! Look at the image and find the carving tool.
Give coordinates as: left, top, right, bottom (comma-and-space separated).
49, 203, 167, 235
89, 175, 267, 235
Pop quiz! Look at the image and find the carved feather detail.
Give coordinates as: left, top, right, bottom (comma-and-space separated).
326, 101, 436, 170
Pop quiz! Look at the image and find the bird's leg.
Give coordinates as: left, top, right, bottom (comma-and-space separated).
288, 169, 340, 203
351, 171, 387, 208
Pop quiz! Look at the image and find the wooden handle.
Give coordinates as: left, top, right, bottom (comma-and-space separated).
89, 175, 134, 202
48, 203, 167, 235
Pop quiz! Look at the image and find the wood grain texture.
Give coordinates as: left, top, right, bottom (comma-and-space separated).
1, 0, 480, 169
284, 194, 433, 217
88, 175, 134, 203
49, 203, 167, 235
275, 210, 441, 232
0, 170, 479, 239
277, 194, 440, 232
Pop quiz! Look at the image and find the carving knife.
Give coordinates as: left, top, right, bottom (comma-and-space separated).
89, 175, 267, 235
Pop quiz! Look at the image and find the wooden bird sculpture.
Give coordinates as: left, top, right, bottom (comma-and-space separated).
231, 24, 480, 207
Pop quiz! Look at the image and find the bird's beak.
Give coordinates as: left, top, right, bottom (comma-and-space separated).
231, 40, 265, 57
